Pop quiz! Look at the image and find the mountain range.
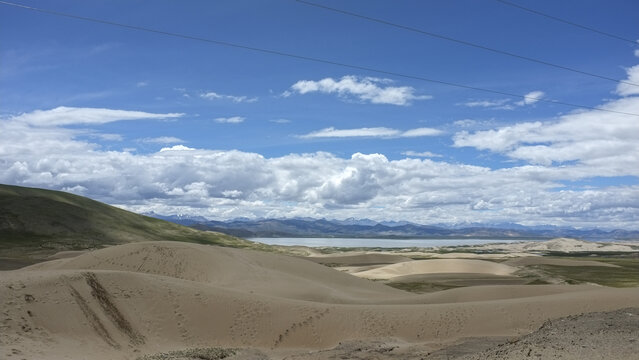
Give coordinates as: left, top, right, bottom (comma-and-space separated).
147, 214, 639, 241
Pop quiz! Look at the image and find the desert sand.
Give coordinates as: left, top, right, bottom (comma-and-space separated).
352, 259, 518, 280
2, 240, 639, 359
447, 237, 638, 253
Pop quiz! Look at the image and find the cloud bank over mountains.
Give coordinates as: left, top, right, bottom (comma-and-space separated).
2, 53, 639, 229
2, 76, 638, 228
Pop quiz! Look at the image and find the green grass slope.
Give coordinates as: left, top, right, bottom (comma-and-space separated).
0, 184, 270, 260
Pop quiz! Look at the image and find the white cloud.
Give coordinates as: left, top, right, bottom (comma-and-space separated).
139, 136, 185, 144
452, 119, 499, 130
454, 119, 479, 128
298, 127, 442, 139
300, 127, 399, 138
11, 106, 183, 126
287, 76, 432, 106
200, 91, 257, 103
616, 64, 639, 96
515, 91, 545, 106
214, 116, 245, 124
136, 81, 148, 87
453, 96, 639, 168
159, 145, 195, 152
461, 99, 511, 108
93, 133, 124, 142
616, 49, 639, 96
1, 106, 638, 229
459, 91, 545, 110
402, 151, 442, 158
400, 127, 444, 137
221, 190, 243, 198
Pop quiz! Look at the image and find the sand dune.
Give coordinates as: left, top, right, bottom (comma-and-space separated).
304, 252, 412, 266
459, 238, 639, 253
3, 241, 639, 360
353, 259, 518, 280
25, 241, 407, 304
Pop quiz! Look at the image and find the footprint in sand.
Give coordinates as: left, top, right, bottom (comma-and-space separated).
273, 307, 330, 348
230, 301, 269, 345
167, 287, 190, 341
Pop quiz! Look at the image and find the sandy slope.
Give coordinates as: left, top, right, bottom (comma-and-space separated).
461, 308, 639, 360
458, 238, 639, 253
23, 241, 407, 304
304, 252, 412, 266
353, 259, 518, 280
2, 241, 639, 360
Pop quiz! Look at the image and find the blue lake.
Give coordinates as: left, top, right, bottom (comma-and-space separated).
250, 237, 524, 248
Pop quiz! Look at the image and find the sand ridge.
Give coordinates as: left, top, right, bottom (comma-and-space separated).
303, 252, 413, 266
455, 238, 639, 253
3, 240, 639, 360
353, 259, 518, 280
25, 241, 409, 303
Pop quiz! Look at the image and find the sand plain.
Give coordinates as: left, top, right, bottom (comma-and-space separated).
2, 239, 639, 359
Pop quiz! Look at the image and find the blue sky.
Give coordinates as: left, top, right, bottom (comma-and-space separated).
1, 0, 638, 228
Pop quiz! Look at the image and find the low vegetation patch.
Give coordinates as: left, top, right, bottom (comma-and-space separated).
0, 184, 278, 261
386, 281, 461, 293
136, 347, 237, 360
545, 251, 639, 257
526, 278, 552, 285
534, 258, 639, 287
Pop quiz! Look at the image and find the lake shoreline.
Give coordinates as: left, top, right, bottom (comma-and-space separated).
250, 237, 528, 248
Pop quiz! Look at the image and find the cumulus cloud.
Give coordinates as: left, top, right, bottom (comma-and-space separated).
11, 106, 183, 126
159, 145, 195, 152
1, 106, 638, 229
453, 96, 639, 169
298, 127, 443, 139
287, 76, 432, 105
616, 65, 639, 96
200, 91, 257, 103
214, 116, 245, 124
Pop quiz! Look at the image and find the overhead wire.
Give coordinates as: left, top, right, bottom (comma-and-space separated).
1, 0, 638, 118
495, 0, 638, 45
295, 0, 639, 88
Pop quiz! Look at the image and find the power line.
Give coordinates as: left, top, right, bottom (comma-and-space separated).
295, 0, 639, 88
495, 0, 638, 45
1, 0, 638, 118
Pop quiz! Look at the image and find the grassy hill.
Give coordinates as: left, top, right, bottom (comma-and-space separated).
0, 184, 271, 261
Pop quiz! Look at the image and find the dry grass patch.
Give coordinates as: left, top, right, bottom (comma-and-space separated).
136, 347, 237, 360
